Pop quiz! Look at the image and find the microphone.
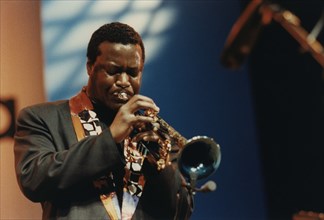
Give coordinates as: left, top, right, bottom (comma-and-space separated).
220, 0, 272, 69
194, 180, 217, 193
181, 180, 217, 194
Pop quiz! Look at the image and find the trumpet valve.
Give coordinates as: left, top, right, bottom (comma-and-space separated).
144, 109, 157, 118
157, 159, 166, 170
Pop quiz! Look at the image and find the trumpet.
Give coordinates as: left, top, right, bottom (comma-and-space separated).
129, 108, 221, 185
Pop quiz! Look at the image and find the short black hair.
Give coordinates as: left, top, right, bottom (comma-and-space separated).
86, 22, 145, 65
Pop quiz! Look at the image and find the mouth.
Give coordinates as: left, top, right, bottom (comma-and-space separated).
112, 91, 130, 102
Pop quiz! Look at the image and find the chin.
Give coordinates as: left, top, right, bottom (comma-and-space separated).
107, 102, 124, 112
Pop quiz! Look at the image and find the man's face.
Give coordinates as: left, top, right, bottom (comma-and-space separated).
87, 41, 144, 111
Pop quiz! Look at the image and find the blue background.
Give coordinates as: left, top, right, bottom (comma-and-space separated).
41, 0, 324, 219
41, 1, 268, 219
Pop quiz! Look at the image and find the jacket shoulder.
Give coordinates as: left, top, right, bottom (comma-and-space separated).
17, 100, 70, 123
20, 100, 68, 113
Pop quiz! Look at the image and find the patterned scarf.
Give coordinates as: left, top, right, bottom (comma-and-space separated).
69, 88, 146, 220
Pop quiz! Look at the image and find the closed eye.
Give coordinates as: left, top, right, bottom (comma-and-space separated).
127, 68, 140, 77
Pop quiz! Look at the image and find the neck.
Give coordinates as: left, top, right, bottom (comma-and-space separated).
82, 86, 116, 125
92, 101, 116, 125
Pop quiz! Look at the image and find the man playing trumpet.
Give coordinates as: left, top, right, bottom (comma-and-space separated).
14, 22, 193, 220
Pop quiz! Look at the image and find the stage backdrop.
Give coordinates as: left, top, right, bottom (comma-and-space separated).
0, 1, 267, 220
40, 1, 266, 220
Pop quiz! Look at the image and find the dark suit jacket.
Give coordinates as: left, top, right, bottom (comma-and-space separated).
14, 100, 192, 220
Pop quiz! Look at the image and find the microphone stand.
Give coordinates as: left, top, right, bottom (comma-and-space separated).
189, 171, 198, 195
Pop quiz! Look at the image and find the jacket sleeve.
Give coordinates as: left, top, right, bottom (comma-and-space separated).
14, 105, 125, 203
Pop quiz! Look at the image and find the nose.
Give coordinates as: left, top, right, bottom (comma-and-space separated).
116, 72, 131, 88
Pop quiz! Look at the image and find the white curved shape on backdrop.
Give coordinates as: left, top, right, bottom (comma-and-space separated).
41, 0, 177, 101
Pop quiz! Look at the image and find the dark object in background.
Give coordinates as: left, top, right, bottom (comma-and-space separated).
247, 1, 324, 219
221, 0, 324, 70
222, 0, 324, 219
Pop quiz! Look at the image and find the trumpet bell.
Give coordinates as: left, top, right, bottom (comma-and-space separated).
178, 136, 221, 180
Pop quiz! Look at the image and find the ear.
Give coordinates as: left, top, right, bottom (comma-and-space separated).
86, 61, 93, 76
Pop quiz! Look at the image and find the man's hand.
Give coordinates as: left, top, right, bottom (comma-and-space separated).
109, 94, 159, 143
